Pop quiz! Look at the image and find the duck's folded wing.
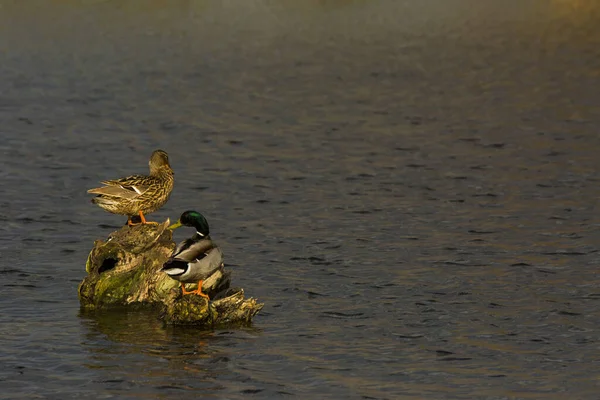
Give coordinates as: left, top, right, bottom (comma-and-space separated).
173, 239, 215, 260
195, 247, 223, 275
87, 185, 141, 199
202, 247, 223, 267
87, 175, 150, 199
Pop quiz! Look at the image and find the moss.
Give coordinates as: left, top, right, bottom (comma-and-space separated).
94, 269, 136, 307
163, 295, 217, 325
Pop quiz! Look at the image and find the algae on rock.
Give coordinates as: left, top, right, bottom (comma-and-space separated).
78, 220, 263, 326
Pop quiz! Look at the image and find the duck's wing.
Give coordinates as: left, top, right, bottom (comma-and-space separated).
171, 238, 215, 262
187, 246, 223, 278
87, 175, 151, 199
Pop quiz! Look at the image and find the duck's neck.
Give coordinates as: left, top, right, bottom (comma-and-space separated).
193, 231, 210, 241
151, 166, 174, 179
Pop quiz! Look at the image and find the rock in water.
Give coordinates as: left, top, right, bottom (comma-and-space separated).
78, 220, 263, 326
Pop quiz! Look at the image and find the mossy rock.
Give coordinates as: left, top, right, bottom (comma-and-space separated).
78, 220, 263, 326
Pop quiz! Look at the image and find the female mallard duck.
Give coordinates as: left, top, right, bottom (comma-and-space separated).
87, 149, 174, 226
162, 211, 223, 299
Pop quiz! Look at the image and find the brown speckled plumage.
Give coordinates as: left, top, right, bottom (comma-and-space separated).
88, 149, 174, 225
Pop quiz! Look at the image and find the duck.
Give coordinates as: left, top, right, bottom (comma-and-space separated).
161, 210, 224, 299
87, 149, 174, 226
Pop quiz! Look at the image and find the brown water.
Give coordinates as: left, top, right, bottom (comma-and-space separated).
1, 0, 600, 398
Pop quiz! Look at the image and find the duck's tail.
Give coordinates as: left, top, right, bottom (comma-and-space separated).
161, 258, 188, 277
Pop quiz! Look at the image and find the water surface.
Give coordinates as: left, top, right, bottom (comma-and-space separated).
1, 0, 600, 398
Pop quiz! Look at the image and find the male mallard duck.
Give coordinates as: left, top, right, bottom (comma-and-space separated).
162, 211, 223, 299
87, 149, 174, 226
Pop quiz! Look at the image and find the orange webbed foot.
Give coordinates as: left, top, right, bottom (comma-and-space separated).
139, 211, 159, 225
180, 281, 210, 300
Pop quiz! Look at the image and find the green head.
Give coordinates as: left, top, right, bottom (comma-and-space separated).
168, 210, 210, 237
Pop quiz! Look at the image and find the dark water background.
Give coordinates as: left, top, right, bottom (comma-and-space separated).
1, 0, 600, 398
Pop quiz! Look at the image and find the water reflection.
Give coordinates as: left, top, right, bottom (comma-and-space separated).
79, 308, 262, 395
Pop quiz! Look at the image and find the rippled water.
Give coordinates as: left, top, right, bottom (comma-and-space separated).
1, 0, 600, 398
